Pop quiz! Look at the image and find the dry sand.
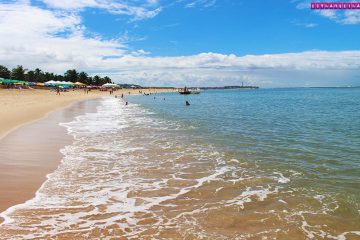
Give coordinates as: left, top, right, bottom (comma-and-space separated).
0, 88, 175, 138
0, 88, 176, 219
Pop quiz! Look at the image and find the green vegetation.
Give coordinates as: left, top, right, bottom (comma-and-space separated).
0, 65, 112, 86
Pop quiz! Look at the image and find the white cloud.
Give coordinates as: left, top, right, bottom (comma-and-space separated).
41, 0, 162, 20
316, 9, 360, 24
342, 10, 360, 24
295, 1, 360, 25
0, 2, 127, 71
0, 1, 359, 87
317, 9, 337, 20
294, 21, 318, 28
41, 0, 99, 10
185, 0, 216, 8
303, 23, 317, 27
98, 51, 360, 71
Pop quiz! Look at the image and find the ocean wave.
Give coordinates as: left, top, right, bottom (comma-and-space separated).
0, 97, 359, 239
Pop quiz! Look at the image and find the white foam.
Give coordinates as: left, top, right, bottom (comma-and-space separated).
0, 97, 236, 239
314, 194, 325, 202
225, 186, 279, 209
334, 231, 360, 240
274, 172, 290, 183
1, 96, 356, 239
229, 158, 239, 164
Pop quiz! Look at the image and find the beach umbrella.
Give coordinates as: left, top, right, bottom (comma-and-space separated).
1, 79, 13, 84
102, 83, 119, 88
75, 82, 86, 86
45, 80, 57, 86
8, 79, 28, 85
56, 81, 74, 86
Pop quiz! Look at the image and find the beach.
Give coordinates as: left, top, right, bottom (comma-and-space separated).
1, 0, 359, 238
0, 88, 175, 222
0, 88, 175, 138
0, 89, 104, 138
0, 88, 359, 239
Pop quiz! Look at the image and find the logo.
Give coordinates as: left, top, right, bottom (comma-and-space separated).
311, 2, 360, 9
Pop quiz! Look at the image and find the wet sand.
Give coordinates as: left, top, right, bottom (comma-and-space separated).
0, 92, 359, 239
0, 88, 176, 223
0, 98, 101, 221
0, 88, 176, 138
0, 89, 107, 138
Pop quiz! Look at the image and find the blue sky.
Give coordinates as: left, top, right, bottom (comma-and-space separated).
82, 0, 360, 56
0, 0, 359, 87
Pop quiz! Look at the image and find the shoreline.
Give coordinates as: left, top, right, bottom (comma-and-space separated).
0, 88, 176, 139
0, 98, 102, 223
0, 89, 105, 139
0, 88, 359, 239
0, 88, 176, 223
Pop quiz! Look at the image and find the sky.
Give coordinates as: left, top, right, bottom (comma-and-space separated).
0, 0, 359, 87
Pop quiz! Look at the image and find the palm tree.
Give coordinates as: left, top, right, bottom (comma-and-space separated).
78, 72, 88, 84
64, 69, 79, 83
11, 65, 26, 80
103, 76, 112, 84
93, 75, 101, 85
0, 65, 11, 79
26, 70, 35, 82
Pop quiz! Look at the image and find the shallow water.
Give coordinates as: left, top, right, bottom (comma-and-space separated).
0, 88, 359, 239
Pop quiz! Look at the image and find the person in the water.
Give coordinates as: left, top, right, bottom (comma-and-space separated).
186, 101, 190, 106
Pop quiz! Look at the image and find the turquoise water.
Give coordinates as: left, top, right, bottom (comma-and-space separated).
128, 88, 360, 187
126, 88, 360, 237
1, 88, 359, 239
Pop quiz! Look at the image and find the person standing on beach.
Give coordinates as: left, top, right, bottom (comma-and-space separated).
56, 87, 60, 95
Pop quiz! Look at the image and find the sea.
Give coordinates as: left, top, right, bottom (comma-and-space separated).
0, 88, 359, 239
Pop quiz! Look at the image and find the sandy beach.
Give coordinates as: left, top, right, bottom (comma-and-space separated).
0, 88, 175, 138
0, 89, 105, 138
0, 89, 359, 239
0, 88, 175, 221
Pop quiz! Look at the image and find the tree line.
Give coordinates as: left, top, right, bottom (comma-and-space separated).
0, 65, 112, 86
